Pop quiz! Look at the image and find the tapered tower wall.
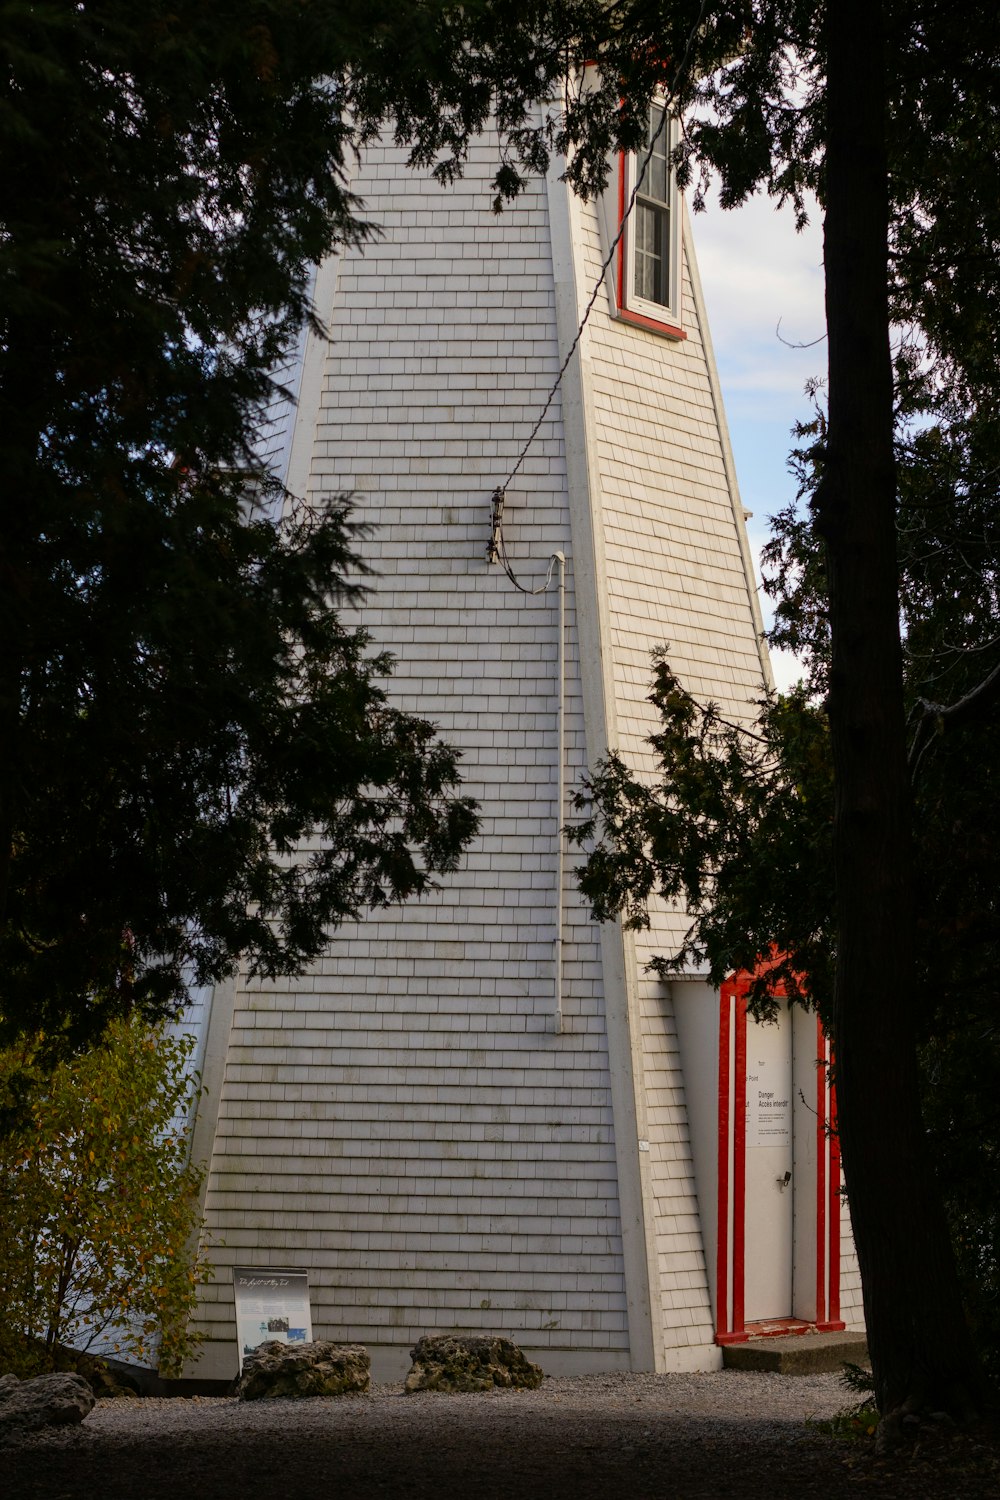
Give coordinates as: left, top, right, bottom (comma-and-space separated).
183, 129, 857, 1382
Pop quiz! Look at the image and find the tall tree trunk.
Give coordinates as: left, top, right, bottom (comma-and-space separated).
818, 0, 984, 1423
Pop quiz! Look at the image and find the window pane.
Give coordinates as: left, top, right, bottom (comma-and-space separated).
632, 104, 672, 308
634, 201, 669, 306
647, 106, 669, 203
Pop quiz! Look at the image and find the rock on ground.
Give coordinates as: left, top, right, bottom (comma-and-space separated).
234, 1341, 370, 1400
405, 1334, 543, 1393
64, 1351, 139, 1400
0, 1373, 95, 1441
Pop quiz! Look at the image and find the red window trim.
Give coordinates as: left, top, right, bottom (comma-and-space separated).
614, 149, 687, 341
617, 306, 686, 339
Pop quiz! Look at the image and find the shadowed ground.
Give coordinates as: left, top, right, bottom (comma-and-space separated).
2, 1376, 997, 1499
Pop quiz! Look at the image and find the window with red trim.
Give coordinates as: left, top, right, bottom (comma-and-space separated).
614, 103, 685, 339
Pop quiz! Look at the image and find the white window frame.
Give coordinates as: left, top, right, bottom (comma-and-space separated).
615, 102, 684, 337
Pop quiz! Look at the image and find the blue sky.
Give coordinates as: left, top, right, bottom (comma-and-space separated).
689, 192, 826, 689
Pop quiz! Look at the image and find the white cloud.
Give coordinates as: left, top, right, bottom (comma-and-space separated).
769, 646, 809, 695
690, 190, 826, 418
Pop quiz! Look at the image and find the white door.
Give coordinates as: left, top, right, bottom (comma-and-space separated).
743, 1012, 794, 1320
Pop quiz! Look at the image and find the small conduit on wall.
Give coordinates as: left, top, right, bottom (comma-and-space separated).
552, 548, 566, 1034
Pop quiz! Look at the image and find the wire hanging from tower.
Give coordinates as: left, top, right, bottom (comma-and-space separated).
487, 0, 710, 591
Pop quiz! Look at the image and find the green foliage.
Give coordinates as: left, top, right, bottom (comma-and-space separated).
841, 1360, 877, 1399
0, 2, 480, 1049
572, 635, 1000, 1375
805, 1364, 879, 1440
353, 0, 1000, 1413
573, 398, 1000, 1378
809, 1399, 881, 1442
763, 386, 1000, 1382
570, 657, 834, 1024
0, 472, 479, 1051
4, 0, 999, 1405
7, 1, 995, 1053
0, 1016, 209, 1378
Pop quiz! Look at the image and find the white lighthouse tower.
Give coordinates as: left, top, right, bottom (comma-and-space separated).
182, 117, 863, 1381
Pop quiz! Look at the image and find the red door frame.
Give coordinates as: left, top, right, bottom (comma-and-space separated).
715, 978, 747, 1343
714, 973, 844, 1344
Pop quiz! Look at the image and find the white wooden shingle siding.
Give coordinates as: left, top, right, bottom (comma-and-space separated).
185, 130, 861, 1380
559, 180, 774, 1363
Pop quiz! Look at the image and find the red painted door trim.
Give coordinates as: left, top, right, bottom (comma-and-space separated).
732, 991, 747, 1334
716, 980, 749, 1344
715, 988, 731, 1340
815, 1015, 828, 1326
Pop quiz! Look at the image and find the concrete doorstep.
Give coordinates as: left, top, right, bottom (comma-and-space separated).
722, 1330, 870, 1375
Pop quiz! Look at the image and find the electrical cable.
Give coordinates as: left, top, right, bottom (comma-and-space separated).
489, 0, 711, 590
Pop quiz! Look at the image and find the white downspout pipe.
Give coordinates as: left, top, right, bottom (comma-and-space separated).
552, 550, 566, 1034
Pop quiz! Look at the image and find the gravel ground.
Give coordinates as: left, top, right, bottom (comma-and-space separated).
2, 1370, 998, 1500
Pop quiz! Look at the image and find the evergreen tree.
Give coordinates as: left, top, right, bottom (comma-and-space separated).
343, 0, 1000, 1426
0, 3, 479, 1050
558, 0, 1000, 1405
5, 0, 1000, 1423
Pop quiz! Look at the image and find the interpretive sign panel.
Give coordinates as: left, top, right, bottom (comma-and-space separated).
232, 1266, 312, 1370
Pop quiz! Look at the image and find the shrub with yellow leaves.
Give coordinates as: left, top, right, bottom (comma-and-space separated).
0, 1018, 210, 1377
